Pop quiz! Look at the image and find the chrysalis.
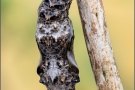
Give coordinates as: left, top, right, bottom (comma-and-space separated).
35, 0, 80, 89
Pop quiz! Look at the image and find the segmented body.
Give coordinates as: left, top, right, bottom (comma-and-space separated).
36, 0, 80, 90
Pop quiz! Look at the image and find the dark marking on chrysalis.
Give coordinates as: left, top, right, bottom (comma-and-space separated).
35, 0, 80, 90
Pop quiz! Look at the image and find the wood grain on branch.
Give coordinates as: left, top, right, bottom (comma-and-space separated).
76, 0, 124, 90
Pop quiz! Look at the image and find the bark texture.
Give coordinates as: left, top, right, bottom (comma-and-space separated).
76, 0, 124, 90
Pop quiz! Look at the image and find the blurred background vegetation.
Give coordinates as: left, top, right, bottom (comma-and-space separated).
1, 0, 134, 90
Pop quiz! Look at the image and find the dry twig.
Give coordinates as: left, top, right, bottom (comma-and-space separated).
76, 0, 124, 90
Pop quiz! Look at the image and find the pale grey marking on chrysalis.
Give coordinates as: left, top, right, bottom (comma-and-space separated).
67, 51, 78, 68
36, 19, 73, 42
66, 19, 74, 42
37, 54, 42, 67
47, 59, 61, 82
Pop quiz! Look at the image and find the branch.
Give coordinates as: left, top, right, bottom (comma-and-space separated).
35, 0, 80, 90
76, 0, 124, 90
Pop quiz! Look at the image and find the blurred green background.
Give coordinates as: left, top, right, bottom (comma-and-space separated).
1, 0, 134, 90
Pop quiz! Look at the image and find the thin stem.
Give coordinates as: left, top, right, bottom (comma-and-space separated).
76, 0, 124, 90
